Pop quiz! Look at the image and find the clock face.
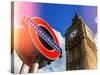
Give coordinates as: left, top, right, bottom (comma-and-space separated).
70, 29, 78, 39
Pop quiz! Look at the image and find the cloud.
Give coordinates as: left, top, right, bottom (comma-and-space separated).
13, 50, 23, 74
13, 50, 29, 74
38, 28, 66, 72
13, 28, 66, 73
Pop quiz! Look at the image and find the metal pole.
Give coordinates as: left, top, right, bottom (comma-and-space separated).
19, 62, 25, 74
28, 62, 39, 73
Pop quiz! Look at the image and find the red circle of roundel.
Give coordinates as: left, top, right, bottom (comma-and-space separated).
28, 17, 60, 60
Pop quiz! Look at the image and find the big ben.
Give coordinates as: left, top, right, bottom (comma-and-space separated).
65, 13, 97, 70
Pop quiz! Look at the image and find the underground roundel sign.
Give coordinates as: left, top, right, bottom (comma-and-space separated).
14, 16, 62, 67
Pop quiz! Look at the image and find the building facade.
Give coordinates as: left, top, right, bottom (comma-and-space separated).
65, 13, 97, 70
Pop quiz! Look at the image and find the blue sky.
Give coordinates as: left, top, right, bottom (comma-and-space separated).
37, 3, 97, 36
37, 3, 97, 72
14, 2, 97, 73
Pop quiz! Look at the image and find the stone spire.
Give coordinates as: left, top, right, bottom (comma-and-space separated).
72, 12, 82, 26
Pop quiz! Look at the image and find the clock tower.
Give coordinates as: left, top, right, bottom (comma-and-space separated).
65, 13, 97, 70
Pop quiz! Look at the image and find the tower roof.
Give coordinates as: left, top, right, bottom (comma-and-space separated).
65, 12, 83, 36
72, 12, 81, 22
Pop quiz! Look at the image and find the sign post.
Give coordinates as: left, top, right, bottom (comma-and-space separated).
14, 16, 62, 73
28, 62, 39, 73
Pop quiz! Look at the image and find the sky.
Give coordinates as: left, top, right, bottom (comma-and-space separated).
38, 29, 66, 72
14, 2, 97, 73
15, 2, 97, 36
36, 3, 97, 36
